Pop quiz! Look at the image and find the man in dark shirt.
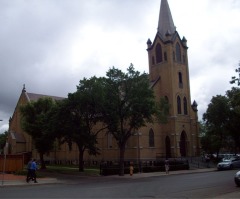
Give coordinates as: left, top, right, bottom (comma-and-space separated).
30, 159, 38, 183
26, 158, 33, 182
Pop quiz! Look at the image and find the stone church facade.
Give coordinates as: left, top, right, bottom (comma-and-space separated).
7, 0, 200, 165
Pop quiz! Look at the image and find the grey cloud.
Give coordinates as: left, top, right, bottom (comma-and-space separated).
1, 0, 240, 133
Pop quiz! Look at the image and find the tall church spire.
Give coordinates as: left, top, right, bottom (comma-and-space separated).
157, 0, 176, 38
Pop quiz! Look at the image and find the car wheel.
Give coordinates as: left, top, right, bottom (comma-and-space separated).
230, 165, 233, 170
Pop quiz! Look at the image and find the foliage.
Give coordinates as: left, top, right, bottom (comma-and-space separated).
101, 64, 165, 176
155, 97, 170, 123
18, 65, 168, 174
100, 159, 189, 176
199, 121, 216, 154
230, 62, 240, 86
53, 77, 107, 172
20, 97, 57, 169
0, 131, 8, 154
202, 95, 230, 155
201, 87, 240, 154
199, 121, 207, 137
226, 87, 240, 152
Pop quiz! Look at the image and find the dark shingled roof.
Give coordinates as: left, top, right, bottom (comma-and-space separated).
26, 92, 65, 102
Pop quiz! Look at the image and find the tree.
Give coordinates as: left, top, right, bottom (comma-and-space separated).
54, 77, 108, 172
101, 64, 164, 176
0, 131, 8, 154
202, 87, 240, 155
20, 97, 57, 169
199, 120, 217, 155
230, 62, 240, 86
202, 95, 230, 155
226, 87, 240, 153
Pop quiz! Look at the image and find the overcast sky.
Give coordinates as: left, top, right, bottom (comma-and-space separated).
0, 0, 240, 133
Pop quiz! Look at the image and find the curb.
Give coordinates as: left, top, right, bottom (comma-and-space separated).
0, 168, 216, 187
0, 178, 60, 187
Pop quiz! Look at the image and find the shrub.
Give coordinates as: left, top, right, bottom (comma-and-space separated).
100, 159, 189, 176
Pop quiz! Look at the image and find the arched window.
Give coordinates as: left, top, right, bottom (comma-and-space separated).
183, 97, 188, 115
178, 72, 183, 88
149, 129, 155, 147
177, 96, 181, 114
152, 56, 155, 65
164, 96, 170, 114
156, 43, 163, 63
180, 131, 187, 157
176, 43, 181, 62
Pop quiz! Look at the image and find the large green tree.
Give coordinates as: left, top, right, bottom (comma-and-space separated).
54, 77, 108, 172
20, 97, 57, 169
226, 87, 240, 153
202, 95, 230, 156
201, 87, 240, 155
101, 64, 166, 176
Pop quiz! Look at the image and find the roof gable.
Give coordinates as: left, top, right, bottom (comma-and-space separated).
26, 92, 65, 101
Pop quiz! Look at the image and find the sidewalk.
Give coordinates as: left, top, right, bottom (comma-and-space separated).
0, 168, 216, 187
107, 168, 216, 179
0, 173, 59, 187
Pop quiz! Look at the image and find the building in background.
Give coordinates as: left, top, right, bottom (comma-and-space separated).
7, 0, 200, 165
143, 0, 200, 159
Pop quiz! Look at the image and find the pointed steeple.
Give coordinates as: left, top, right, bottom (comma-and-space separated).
22, 84, 26, 92
157, 0, 176, 38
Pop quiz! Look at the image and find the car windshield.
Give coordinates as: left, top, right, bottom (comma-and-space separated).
222, 159, 231, 162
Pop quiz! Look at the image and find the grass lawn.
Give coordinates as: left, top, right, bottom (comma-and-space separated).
44, 165, 100, 175
15, 165, 100, 177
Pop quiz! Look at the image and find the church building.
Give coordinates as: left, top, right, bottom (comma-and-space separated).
144, 0, 200, 158
7, 0, 200, 165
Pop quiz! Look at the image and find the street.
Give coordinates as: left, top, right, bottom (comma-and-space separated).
1, 169, 240, 198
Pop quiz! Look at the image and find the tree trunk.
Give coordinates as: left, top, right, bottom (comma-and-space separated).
119, 144, 125, 176
39, 152, 46, 170
79, 149, 84, 172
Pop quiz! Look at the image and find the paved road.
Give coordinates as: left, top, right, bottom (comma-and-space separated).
1, 169, 240, 198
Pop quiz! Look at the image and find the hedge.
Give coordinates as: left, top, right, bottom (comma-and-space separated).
100, 159, 189, 176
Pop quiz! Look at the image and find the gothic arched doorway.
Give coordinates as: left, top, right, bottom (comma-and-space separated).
165, 136, 171, 158
180, 131, 187, 157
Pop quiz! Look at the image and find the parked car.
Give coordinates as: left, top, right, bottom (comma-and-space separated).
234, 171, 240, 186
217, 157, 240, 170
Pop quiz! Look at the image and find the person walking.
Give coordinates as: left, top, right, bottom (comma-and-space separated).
165, 158, 169, 174
129, 162, 134, 176
26, 158, 33, 182
30, 159, 38, 183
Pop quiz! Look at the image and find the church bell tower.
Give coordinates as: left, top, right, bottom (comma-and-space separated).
146, 0, 200, 157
